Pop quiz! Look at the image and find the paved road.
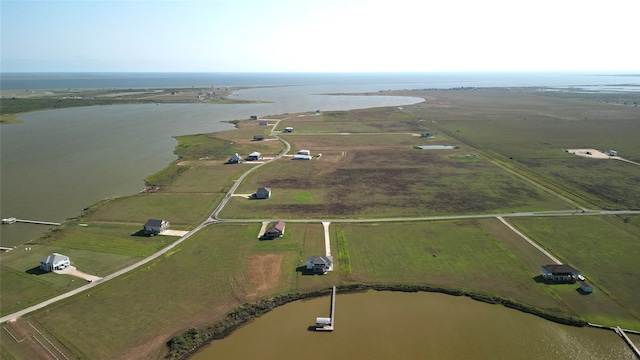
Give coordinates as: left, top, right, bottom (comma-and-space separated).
2, 113, 639, 324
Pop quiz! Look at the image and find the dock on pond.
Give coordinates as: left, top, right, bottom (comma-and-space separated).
315, 286, 336, 331
2, 218, 61, 226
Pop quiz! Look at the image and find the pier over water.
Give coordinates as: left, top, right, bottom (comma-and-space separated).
315, 286, 336, 331
2, 218, 61, 226
615, 326, 640, 359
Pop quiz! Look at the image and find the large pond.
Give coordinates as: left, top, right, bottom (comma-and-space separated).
192, 291, 636, 360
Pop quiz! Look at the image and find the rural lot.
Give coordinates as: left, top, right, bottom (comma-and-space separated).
1, 87, 639, 359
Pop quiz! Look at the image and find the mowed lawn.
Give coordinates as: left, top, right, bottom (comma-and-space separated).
341, 220, 565, 312
85, 193, 218, 227
0, 244, 136, 316
36, 222, 171, 258
508, 215, 640, 329
296, 222, 341, 293
29, 222, 302, 360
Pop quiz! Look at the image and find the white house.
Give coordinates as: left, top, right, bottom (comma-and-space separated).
609, 150, 617, 157
293, 154, 312, 160
247, 151, 262, 161
297, 149, 311, 156
40, 253, 70, 272
283, 127, 294, 133
306, 255, 333, 274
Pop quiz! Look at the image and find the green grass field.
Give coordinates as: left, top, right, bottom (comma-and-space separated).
508, 215, 640, 329
342, 221, 567, 312
28, 222, 302, 359
3, 87, 639, 359
0, 244, 137, 316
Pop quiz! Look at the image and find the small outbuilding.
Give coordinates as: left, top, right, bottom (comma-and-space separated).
421, 132, 434, 138
306, 255, 333, 274
609, 150, 617, 157
253, 187, 271, 199
247, 152, 262, 161
262, 221, 285, 239
283, 127, 294, 133
40, 253, 70, 272
541, 264, 579, 283
579, 281, 594, 293
144, 219, 170, 236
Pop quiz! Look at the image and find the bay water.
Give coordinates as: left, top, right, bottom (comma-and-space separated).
2, 72, 639, 245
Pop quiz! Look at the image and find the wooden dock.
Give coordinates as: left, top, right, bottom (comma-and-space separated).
315, 286, 336, 331
615, 326, 640, 359
2, 218, 60, 226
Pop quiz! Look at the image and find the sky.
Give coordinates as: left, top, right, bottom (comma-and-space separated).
1, 0, 639, 73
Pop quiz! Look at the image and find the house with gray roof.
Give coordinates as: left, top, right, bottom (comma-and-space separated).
40, 253, 70, 272
262, 221, 285, 239
144, 219, 169, 236
252, 187, 271, 199
228, 153, 241, 164
541, 264, 579, 282
306, 255, 333, 274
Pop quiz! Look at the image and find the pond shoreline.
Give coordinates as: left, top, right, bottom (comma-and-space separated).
168, 283, 587, 359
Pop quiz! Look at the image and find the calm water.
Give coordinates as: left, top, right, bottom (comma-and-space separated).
0, 89, 422, 246
192, 291, 635, 360
2, 72, 640, 244
2, 71, 640, 90
2, 73, 639, 357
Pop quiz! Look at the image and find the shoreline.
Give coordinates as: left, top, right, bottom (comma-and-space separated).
2, 84, 639, 359
169, 283, 588, 359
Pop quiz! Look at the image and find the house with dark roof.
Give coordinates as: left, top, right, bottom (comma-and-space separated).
262, 221, 285, 239
228, 153, 241, 164
306, 255, 333, 274
40, 253, 70, 272
253, 135, 264, 141
541, 264, 579, 282
252, 187, 271, 199
144, 219, 169, 236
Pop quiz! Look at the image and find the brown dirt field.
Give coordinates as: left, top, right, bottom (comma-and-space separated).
247, 254, 283, 297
